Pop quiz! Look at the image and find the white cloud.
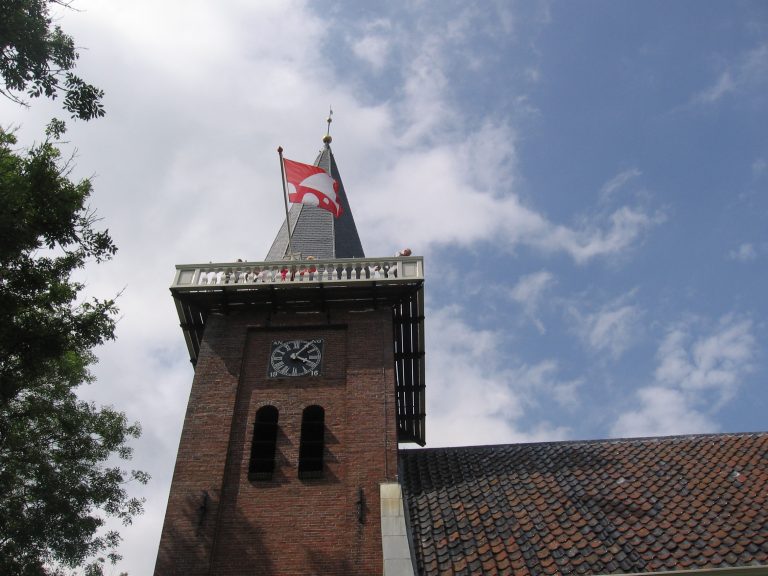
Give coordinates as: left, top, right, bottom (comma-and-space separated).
543, 207, 666, 264
351, 20, 393, 71
525, 67, 541, 83
655, 316, 755, 402
508, 359, 583, 411
589, 305, 641, 358
600, 167, 641, 201
353, 35, 391, 71
729, 242, 758, 262
359, 125, 664, 262
398, 38, 452, 145
611, 387, 715, 438
426, 306, 572, 447
695, 70, 736, 104
693, 43, 768, 105
510, 270, 554, 305
570, 292, 642, 360
611, 315, 757, 438
753, 158, 767, 178
509, 271, 555, 333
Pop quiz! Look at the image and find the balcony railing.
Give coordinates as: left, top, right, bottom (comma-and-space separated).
171, 256, 424, 290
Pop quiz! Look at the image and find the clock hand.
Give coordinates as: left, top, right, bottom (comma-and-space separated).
291, 341, 317, 361
287, 349, 311, 363
295, 341, 314, 356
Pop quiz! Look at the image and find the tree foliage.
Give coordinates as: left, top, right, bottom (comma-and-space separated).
0, 128, 147, 575
0, 2, 146, 574
0, 0, 105, 120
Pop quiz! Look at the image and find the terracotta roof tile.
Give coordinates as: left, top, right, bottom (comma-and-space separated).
401, 432, 768, 575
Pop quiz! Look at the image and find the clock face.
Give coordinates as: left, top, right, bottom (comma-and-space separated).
268, 339, 324, 378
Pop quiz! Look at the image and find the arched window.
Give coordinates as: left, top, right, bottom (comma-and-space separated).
298, 405, 325, 479
249, 405, 279, 481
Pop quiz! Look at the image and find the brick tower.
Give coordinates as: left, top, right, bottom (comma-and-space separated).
155, 135, 425, 575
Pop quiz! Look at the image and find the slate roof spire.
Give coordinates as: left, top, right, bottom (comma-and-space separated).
265, 117, 365, 261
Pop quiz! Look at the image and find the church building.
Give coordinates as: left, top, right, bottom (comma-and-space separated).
155, 130, 768, 575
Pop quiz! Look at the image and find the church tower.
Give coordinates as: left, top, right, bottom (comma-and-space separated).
155, 132, 425, 575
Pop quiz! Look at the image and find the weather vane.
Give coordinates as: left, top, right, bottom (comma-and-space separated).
323, 106, 333, 144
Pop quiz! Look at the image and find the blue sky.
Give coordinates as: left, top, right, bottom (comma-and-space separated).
2, 1, 766, 572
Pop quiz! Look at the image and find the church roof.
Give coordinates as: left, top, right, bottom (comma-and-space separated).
265, 144, 365, 260
400, 432, 768, 575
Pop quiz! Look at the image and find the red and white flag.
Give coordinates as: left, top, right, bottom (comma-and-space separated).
283, 158, 343, 218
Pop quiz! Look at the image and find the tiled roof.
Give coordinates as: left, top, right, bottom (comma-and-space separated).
265, 144, 364, 260
400, 433, 768, 575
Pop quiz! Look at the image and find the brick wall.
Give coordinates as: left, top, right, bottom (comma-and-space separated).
155, 306, 399, 575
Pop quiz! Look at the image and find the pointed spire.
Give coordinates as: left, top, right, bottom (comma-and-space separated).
265, 113, 365, 261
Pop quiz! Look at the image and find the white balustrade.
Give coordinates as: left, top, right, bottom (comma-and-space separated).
172, 257, 423, 290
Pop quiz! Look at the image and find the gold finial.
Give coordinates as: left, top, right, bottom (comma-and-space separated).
322, 106, 333, 144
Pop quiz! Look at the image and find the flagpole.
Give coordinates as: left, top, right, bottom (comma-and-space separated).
277, 146, 295, 259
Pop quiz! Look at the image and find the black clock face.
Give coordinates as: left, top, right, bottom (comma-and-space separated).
268, 339, 324, 378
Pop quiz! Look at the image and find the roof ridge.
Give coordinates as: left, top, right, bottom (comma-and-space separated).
400, 430, 768, 453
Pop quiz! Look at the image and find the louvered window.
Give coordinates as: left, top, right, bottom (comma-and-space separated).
298, 405, 324, 479
249, 405, 279, 481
